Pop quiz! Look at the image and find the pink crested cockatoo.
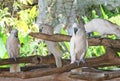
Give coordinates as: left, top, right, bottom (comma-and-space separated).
70, 23, 88, 74
84, 18, 120, 38
40, 24, 63, 68
6, 29, 21, 73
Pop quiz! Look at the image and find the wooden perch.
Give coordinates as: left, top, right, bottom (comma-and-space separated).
1, 48, 120, 79
29, 32, 71, 42
0, 63, 77, 79
0, 55, 55, 66
69, 72, 105, 80
0, 48, 120, 68
69, 71, 120, 80
29, 32, 120, 49
0, 64, 51, 72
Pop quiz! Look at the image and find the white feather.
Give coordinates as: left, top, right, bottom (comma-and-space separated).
85, 18, 120, 37
41, 24, 63, 67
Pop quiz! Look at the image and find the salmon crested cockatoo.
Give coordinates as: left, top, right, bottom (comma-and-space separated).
40, 24, 63, 68
84, 18, 120, 38
6, 29, 21, 73
70, 23, 88, 74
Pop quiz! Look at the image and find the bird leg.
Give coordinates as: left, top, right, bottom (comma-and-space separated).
75, 59, 86, 66
75, 60, 80, 66
80, 58, 86, 64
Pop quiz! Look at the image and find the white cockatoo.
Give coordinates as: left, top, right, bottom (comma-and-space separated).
84, 18, 120, 38
40, 24, 63, 68
6, 29, 21, 73
70, 23, 88, 74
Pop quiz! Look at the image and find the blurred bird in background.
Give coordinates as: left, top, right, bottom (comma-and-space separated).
39, 24, 63, 68
70, 23, 88, 74
6, 29, 21, 73
84, 18, 120, 38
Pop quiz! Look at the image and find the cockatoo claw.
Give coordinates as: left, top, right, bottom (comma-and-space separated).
75, 60, 80, 66
80, 59, 86, 64
75, 59, 86, 66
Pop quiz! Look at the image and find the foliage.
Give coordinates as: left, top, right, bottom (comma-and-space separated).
0, 1, 38, 59
0, 1, 120, 70
82, 5, 120, 60
83, 5, 120, 70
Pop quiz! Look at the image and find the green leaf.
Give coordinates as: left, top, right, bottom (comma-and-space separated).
29, 6, 38, 19
0, 38, 7, 58
61, 28, 67, 35
27, 0, 32, 5
100, 5, 108, 19
91, 10, 99, 18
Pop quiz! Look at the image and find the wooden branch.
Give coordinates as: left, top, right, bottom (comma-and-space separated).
29, 32, 71, 42
0, 54, 55, 66
85, 48, 120, 67
0, 48, 120, 68
29, 32, 120, 49
88, 37, 120, 49
69, 71, 120, 80
0, 64, 50, 72
1, 62, 120, 80
1, 48, 120, 79
0, 63, 77, 78
69, 72, 105, 81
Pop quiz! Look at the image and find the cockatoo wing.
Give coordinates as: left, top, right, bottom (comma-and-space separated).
70, 34, 76, 64
41, 24, 63, 67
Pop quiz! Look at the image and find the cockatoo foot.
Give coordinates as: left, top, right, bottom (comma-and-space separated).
80, 59, 86, 64
75, 60, 80, 66
75, 59, 86, 66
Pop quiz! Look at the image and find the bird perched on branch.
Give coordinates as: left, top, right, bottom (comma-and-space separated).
39, 24, 63, 68
70, 23, 88, 74
84, 18, 120, 38
6, 29, 21, 73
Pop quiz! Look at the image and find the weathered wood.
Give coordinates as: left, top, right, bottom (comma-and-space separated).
0, 64, 51, 72
1, 62, 120, 80
0, 48, 120, 68
0, 54, 55, 66
69, 72, 105, 81
1, 48, 120, 79
29, 32, 71, 42
29, 32, 120, 49
69, 71, 120, 81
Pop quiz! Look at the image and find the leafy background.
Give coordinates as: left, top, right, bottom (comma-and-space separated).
0, 0, 120, 69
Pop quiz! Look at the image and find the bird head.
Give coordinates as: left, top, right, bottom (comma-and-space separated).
10, 29, 18, 38
39, 24, 53, 34
72, 23, 85, 35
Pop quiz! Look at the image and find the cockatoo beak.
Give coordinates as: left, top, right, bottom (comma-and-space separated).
74, 28, 78, 34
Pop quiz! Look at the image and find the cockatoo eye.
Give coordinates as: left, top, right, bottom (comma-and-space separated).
39, 27, 43, 32
74, 28, 78, 34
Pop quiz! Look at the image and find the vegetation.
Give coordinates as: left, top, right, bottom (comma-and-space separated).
0, 0, 120, 70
